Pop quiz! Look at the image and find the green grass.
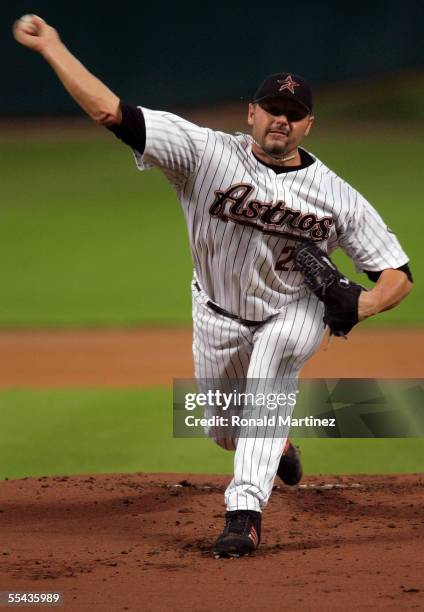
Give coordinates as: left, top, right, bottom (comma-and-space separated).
0, 388, 423, 480
0, 127, 422, 326
0, 388, 231, 480
1, 140, 192, 325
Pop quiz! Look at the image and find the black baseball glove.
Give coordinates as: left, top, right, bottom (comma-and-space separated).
294, 242, 364, 337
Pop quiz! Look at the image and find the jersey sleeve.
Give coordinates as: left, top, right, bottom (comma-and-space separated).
132, 107, 209, 182
336, 187, 409, 273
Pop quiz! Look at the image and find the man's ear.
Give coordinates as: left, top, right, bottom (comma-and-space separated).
304, 114, 314, 137
247, 103, 255, 127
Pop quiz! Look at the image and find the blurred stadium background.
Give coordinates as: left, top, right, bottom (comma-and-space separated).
0, 0, 423, 479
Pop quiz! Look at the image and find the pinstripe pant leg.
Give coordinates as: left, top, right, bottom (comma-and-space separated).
192, 284, 253, 450
225, 294, 325, 511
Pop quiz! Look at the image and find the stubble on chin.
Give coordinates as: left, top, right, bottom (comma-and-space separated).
262, 141, 288, 157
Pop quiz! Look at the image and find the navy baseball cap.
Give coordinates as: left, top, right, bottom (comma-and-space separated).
253, 73, 313, 113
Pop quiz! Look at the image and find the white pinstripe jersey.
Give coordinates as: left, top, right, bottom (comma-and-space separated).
133, 108, 408, 321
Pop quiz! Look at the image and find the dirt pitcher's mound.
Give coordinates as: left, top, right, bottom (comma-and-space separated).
0, 473, 423, 610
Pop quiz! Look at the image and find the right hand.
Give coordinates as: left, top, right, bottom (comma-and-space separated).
13, 14, 60, 54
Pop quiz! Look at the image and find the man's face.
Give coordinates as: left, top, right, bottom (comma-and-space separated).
247, 99, 314, 158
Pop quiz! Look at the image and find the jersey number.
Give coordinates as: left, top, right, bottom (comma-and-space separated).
275, 246, 299, 271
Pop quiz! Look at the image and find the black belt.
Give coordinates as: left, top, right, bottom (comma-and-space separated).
194, 282, 262, 327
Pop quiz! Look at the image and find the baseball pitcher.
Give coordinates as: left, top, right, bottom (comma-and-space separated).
14, 15, 413, 558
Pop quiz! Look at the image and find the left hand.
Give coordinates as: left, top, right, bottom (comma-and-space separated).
294, 241, 363, 337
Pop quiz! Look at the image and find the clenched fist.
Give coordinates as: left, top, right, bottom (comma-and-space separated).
13, 14, 60, 54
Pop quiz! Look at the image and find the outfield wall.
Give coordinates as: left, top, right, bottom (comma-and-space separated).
2, 0, 424, 114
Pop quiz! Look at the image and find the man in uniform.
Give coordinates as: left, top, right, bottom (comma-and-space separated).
14, 15, 413, 558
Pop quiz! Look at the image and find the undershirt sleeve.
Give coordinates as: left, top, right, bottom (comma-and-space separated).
107, 101, 146, 155
108, 101, 209, 181
364, 263, 413, 283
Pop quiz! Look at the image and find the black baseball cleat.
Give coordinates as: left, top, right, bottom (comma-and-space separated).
277, 440, 303, 486
213, 510, 261, 558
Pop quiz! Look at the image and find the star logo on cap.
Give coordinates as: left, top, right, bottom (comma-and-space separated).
277, 75, 300, 94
